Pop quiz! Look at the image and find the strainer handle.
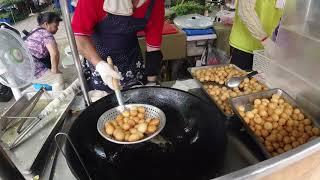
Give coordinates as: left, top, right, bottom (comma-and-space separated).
107, 56, 121, 91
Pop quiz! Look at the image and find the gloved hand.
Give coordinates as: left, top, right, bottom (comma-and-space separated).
95, 61, 121, 90
261, 38, 277, 58
145, 51, 163, 76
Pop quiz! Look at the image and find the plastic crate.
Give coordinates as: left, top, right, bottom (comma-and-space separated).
253, 50, 271, 73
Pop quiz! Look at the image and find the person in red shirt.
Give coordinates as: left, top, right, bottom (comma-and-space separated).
72, 0, 164, 92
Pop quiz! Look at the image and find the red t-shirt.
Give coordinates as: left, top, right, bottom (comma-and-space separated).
72, 0, 164, 48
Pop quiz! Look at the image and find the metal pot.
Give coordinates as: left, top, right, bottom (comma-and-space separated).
65, 87, 227, 180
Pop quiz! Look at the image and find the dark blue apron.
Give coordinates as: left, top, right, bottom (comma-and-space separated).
82, 0, 155, 92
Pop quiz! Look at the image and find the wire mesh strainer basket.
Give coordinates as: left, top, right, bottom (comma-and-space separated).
97, 104, 166, 144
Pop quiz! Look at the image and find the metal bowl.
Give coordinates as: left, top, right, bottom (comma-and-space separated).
97, 104, 166, 144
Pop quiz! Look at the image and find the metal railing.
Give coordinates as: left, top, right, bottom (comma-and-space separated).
59, 0, 91, 106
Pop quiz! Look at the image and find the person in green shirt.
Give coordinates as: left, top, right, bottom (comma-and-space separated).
229, 0, 284, 70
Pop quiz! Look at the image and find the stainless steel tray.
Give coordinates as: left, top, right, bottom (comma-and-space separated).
0, 91, 75, 173
229, 88, 319, 158
201, 82, 235, 117
187, 64, 247, 117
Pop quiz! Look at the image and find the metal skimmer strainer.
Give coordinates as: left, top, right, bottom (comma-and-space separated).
97, 104, 166, 144
96, 57, 166, 144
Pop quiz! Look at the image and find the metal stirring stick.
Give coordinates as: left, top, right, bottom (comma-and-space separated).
107, 56, 125, 108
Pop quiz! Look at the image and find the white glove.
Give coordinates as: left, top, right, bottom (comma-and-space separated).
261, 38, 277, 58
95, 61, 121, 90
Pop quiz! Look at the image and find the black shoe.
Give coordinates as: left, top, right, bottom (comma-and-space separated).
0, 83, 13, 102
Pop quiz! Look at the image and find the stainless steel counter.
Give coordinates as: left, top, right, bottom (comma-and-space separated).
0, 145, 25, 180
0, 91, 76, 179
2, 81, 320, 179
217, 138, 320, 179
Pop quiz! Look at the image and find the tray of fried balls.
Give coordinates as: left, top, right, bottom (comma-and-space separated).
230, 88, 320, 158
188, 64, 268, 117
97, 104, 166, 144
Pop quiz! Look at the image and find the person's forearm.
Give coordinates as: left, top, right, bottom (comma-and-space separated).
75, 35, 102, 66
50, 52, 60, 72
146, 46, 161, 82
46, 42, 61, 73
146, 46, 160, 52
238, 0, 268, 41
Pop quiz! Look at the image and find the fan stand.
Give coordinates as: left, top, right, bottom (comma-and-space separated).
11, 87, 22, 100
1, 74, 23, 100
0, 63, 23, 100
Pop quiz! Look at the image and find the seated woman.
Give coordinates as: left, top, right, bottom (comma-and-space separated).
25, 12, 64, 90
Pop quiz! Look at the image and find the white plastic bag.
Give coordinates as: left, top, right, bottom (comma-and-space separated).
215, 10, 235, 25
201, 43, 228, 65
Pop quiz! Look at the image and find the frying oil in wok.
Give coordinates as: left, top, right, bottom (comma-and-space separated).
67, 88, 226, 180
85, 117, 223, 180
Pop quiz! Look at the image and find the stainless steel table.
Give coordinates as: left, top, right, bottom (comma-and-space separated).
4, 81, 320, 180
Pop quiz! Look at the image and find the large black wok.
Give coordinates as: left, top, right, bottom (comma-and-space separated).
65, 87, 227, 180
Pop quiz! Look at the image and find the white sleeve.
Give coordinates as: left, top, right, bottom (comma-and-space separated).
238, 0, 268, 41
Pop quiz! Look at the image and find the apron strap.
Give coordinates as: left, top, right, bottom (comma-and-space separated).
23, 27, 45, 41
144, 0, 155, 21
